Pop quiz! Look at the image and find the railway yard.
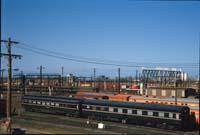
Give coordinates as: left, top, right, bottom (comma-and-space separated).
0, 69, 199, 135
1, 0, 200, 134
0, 90, 199, 134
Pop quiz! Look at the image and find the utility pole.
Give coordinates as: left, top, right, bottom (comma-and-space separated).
118, 68, 120, 93
130, 76, 133, 86
21, 71, 25, 95
136, 70, 138, 85
198, 35, 200, 125
1, 37, 21, 134
37, 65, 45, 94
61, 66, 64, 87
0, 0, 2, 93
93, 68, 96, 91
175, 72, 177, 104
40, 65, 44, 94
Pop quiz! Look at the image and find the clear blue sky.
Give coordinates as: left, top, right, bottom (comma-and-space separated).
2, 0, 200, 77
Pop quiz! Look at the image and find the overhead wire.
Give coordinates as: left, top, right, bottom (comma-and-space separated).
15, 45, 143, 67
18, 42, 199, 66
15, 42, 199, 69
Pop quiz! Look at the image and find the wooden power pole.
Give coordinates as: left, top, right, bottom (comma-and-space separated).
1, 37, 21, 133
61, 66, 64, 87
0, 0, 2, 91
37, 65, 45, 94
118, 68, 120, 93
93, 68, 96, 91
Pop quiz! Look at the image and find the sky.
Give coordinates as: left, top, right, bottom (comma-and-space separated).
1, 0, 200, 78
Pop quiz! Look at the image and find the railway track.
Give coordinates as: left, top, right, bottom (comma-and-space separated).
12, 112, 198, 135
13, 113, 116, 134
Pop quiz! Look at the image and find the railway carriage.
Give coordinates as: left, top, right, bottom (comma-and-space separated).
128, 96, 200, 125
21, 95, 82, 117
21, 95, 191, 131
81, 99, 190, 130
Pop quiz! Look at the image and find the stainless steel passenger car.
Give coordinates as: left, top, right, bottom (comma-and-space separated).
21, 95, 191, 131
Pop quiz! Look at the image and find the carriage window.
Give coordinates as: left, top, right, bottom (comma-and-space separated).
90, 105, 96, 110
68, 104, 77, 108
114, 108, 118, 112
104, 107, 109, 111
55, 103, 59, 107
128, 109, 132, 114
87, 105, 92, 109
33, 100, 36, 104
82, 105, 87, 109
159, 112, 164, 117
24, 99, 28, 103
132, 110, 137, 114
59, 103, 65, 107
173, 114, 176, 118
37, 101, 41, 104
109, 107, 113, 112
153, 112, 159, 116
96, 106, 101, 110
42, 102, 45, 105
148, 111, 153, 116
123, 109, 127, 113
142, 111, 147, 115
87, 105, 90, 109
179, 114, 181, 119
46, 102, 50, 106
51, 102, 55, 106
164, 113, 169, 118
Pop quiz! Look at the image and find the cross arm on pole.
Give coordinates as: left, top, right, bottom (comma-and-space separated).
0, 53, 22, 59
1, 40, 19, 44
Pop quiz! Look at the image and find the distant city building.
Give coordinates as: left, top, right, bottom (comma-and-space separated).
141, 67, 189, 96
66, 73, 74, 85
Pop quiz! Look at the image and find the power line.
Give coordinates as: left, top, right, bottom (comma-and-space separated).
15, 42, 199, 68
19, 43, 129, 64
15, 45, 142, 67
16, 44, 199, 68
18, 42, 198, 66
